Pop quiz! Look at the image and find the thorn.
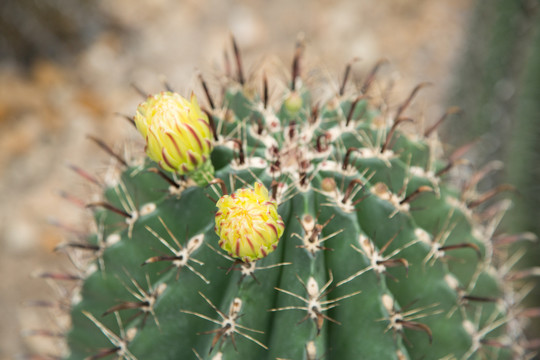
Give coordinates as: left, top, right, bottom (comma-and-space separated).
342, 179, 365, 204
424, 107, 462, 137
339, 57, 359, 96
439, 242, 482, 259
231, 35, 245, 85
462, 294, 498, 303
102, 301, 147, 317
397, 320, 433, 344
263, 73, 269, 109
162, 79, 174, 92
131, 83, 149, 99
147, 167, 180, 188
67, 163, 102, 187
394, 82, 431, 121
86, 135, 128, 167
22, 329, 64, 338
467, 184, 516, 209
207, 178, 228, 196
199, 73, 215, 110
228, 139, 245, 165
55, 242, 100, 252
399, 186, 432, 205
381, 116, 415, 153
114, 112, 136, 127
36, 272, 81, 281
507, 268, 540, 281
291, 39, 304, 91
86, 202, 133, 219
316, 133, 331, 153
309, 103, 319, 124
361, 59, 388, 94
342, 147, 360, 171
345, 95, 367, 127
493, 232, 537, 246
56, 190, 86, 208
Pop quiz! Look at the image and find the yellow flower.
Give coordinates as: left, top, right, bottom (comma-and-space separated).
215, 182, 284, 262
134, 91, 213, 175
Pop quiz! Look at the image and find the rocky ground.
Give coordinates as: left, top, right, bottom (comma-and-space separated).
0, 0, 473, 358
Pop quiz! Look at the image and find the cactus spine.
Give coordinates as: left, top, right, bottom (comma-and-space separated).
45, 39, 535, 359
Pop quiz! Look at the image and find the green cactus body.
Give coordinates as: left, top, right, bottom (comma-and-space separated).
60, 43, 532, 360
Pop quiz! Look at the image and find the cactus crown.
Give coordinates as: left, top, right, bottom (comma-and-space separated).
39, 39, 536, 360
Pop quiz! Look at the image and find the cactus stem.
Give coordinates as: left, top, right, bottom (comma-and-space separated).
231, 35, 245, 85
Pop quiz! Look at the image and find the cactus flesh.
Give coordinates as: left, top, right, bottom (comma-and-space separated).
54, 41, 535, 360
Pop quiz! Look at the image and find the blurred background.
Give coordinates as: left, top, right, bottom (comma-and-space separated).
0, 0, 538, 358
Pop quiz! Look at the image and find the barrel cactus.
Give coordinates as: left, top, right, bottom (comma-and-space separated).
48, 39, 536, 359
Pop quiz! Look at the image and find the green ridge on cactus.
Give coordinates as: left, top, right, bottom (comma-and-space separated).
59, 41, 533, 360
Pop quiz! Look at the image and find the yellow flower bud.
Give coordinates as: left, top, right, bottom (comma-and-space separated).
215, 182, 284, 262
134, 92, 213, 175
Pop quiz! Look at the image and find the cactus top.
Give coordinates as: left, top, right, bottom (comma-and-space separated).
215, 182, 285, 262
134, 92, 213, 175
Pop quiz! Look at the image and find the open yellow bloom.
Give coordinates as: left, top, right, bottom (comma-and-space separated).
215, 182, 284, 262
134, 91, 213, 175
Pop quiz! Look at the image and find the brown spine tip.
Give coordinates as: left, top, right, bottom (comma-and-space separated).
86, 202, 133, 219
339, 57, 359, 97
199, 73, 215, 110
424, 106, 462, 137
87, 135, 128, 167
231, 35, 245, 85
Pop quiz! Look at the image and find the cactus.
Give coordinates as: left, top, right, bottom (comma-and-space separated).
45, 39, 536, 359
